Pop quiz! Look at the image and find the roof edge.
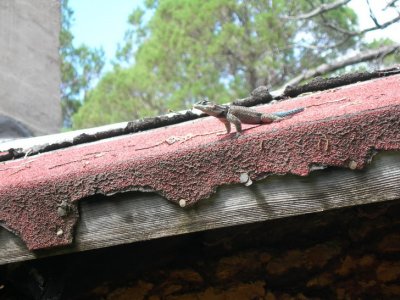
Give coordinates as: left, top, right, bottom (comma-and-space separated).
1, 66, 399, 162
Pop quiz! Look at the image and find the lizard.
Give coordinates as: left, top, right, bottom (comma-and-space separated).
193, 99, 304, 135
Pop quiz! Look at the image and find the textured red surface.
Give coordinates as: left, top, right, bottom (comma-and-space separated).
1, 75, 400, 250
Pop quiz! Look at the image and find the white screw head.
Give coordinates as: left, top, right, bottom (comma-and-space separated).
349, 160, 358, 170
240, 172, 253, 186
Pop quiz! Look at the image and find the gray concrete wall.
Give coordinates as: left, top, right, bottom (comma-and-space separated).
0, 0, 61, 137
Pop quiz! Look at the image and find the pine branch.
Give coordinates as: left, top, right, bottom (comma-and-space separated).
366, 0, 381, 28
322, 14, 400, 36
275, 44, 400, 93
384, 0, 399, 11
283, 0, 351, 20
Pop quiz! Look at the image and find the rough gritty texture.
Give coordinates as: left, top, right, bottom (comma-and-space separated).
232, 85, 273, 106
283, 67, 400, 98
0, 75, 399, 250
0, 111, 202, 162
0, 68, 397, 159
0, 0, 61, 136
2, 199, 400, 299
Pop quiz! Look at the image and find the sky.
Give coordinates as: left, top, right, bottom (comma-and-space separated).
69, 0, 400, 73
69, 0, 142, 71
349, 0, 400, 42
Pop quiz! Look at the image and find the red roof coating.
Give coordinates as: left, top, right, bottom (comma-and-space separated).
1, 75, 400, 250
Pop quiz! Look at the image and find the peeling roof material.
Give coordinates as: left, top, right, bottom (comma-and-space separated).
0, 74, 400, 250
1, 67, 398, 161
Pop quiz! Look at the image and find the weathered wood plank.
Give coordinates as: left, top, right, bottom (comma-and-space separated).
0, 152, 399, 265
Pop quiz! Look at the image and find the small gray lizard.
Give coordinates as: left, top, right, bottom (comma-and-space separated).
194, 100, 304, 135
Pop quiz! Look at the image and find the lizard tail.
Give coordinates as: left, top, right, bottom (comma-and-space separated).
273, 107, 304, 118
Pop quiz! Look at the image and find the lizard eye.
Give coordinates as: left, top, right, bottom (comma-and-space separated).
197, 100, 208, 105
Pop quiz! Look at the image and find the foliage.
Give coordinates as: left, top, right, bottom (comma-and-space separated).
72, 66, 161, 128
72, 0, 397, 129
363, 38, 399, 68
60, 0, 105, 127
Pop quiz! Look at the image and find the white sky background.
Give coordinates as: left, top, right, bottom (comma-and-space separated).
349, 0, 400, 42
70, 0, 400, 73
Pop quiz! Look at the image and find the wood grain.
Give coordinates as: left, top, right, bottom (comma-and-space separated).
1, 152, 399, 265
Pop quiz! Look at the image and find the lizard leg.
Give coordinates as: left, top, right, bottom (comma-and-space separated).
227, 111, 242, 133
218, 118, 231, 134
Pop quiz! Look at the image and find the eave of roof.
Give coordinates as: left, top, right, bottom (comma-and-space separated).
0, 74, 399, 251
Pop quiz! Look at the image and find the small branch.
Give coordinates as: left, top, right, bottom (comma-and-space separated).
384, 0, 399, 11
295, 34, 352, 51
322, 14, 400, 37
278, 44, 400, 91
366, 0, 381, 28
283, 0, 351, 20
361, 14, 400, 34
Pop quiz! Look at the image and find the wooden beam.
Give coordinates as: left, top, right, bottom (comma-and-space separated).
1, 152, 399, 265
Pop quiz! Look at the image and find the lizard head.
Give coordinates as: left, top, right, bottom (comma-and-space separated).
193, 99, 227, 117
